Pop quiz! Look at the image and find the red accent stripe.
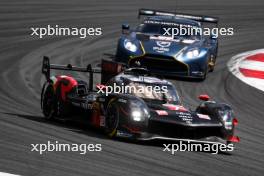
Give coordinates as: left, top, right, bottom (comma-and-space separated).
246, 53, 264, 62
239, 68, 264, 79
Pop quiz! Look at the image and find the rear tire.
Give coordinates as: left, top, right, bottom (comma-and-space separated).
41, 84, 56, 120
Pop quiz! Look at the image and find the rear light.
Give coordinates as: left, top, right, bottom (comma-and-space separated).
233, 118, 238, 126
228, 136, 240, 143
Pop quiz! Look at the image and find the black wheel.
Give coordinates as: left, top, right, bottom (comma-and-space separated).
41, 84, 56, 119
105, 102, 119, 138
201, 71, 207, 81
208, 55, 216, 72
198, 65, 208, 81
199, 56, 211, 81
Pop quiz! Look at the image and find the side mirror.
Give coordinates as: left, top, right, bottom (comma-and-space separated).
198, 94, 210, 101
122, 24, 130, 34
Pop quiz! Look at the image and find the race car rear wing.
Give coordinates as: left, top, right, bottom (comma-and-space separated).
42, 56, 123, 91
138, 9, 219, 24
42, 56, 102, 91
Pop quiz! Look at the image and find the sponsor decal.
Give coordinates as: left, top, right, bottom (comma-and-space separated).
72, 102, 93, 110
156, 110, 168, 116
81, 102, 88, 109
175, 112, 193, 122
149, 35, 174, 41
156, 41, 171, 47
153, 41, 171, 53
179, 115, 193, 122
86, 103, 93, 109
197, 113, 211, 120
163, 104, 188, 112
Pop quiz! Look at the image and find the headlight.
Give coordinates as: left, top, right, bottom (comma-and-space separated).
131, 110, 142, 121
131, 108, 150, 122
186, 49, 200, 58
124, 39, 137, 52
130, 101, 150, 122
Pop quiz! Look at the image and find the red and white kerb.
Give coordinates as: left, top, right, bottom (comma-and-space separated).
228, 49, 264, 92
239, 53, 264, 79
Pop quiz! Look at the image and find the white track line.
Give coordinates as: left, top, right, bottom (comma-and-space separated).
0, 172, 20, 176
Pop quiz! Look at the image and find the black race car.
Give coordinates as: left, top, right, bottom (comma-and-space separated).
41, 56, 239, 144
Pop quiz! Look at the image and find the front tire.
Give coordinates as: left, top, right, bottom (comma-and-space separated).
200, 56, 211, 81
208, 55, 216, 72
198, 65, 208, 81
105, 101, 119, 138
201, 70, 207, 81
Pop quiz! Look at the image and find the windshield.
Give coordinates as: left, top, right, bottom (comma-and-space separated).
127, 82, 180, 104
137, 23, 201, 40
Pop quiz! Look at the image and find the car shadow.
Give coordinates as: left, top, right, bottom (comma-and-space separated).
2, 111, 232, 155
1, 112, 109, 140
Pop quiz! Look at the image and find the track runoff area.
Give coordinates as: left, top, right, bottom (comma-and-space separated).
228, 49, 264, 92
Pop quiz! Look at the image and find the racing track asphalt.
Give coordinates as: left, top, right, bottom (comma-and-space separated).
0, 0, 264, 175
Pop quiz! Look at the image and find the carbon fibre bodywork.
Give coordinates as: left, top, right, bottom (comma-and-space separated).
41, 57, 238, 144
